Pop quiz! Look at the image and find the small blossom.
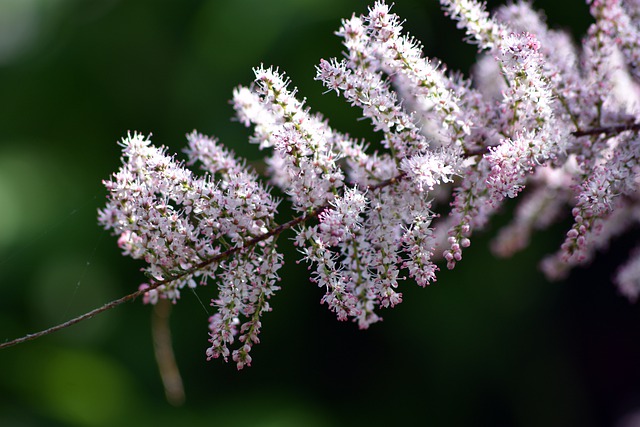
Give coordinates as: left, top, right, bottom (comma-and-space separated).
400, 152, 457, 192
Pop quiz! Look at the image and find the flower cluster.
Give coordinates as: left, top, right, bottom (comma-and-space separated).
99, 132, 282, 368
100, 0, 640, 368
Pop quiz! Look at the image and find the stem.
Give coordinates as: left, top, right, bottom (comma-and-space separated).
0, 208, 320, 350
572, 122, 640, 137
464, 121, 640, 157
0, 285, 149, 349
1, 177, 403, 350
0, 114, 632, 350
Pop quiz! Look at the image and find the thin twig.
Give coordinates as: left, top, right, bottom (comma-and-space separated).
0, 198, 329, 350
463, 122, 640, 157
572, 122, 640, 138
0, 285, 149, 349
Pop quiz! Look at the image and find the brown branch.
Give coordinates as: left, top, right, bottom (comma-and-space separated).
3, 180, 405, 350
572, 122, 640, 138
0, 284, 150, 350
3, 116, 638, 351
0, 172, 410, 350
462, 121, 640, 157
463, 146, 494, 157
0, 209, 318, 350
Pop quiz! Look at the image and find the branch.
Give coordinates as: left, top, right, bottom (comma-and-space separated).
1, 176, 405, 350
462, 122, 640, 157
0, 284, 150, 350
0, 209, 318, 350
572, 122, 640, 137
0, 114, 633, 351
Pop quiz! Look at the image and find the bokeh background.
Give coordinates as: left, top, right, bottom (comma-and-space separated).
1, 0, 639, 426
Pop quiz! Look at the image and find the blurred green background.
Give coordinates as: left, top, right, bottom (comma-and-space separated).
1, 0, 639, 426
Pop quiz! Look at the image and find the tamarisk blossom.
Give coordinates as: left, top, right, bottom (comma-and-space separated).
95, 0, 640, 368
235, 63, 444, 328
99, 132, 282, 369
437, 0, 568, 269
481, 0, 640, 291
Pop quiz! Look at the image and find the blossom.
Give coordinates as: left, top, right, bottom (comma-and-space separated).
99, 0, 640, 368
100, 132, 282, 369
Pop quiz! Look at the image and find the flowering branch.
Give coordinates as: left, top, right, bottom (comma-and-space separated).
0, 169, 405, 351
4, 0, 640, 369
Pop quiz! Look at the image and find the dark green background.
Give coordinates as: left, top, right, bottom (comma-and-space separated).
1, 0, 638, 426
